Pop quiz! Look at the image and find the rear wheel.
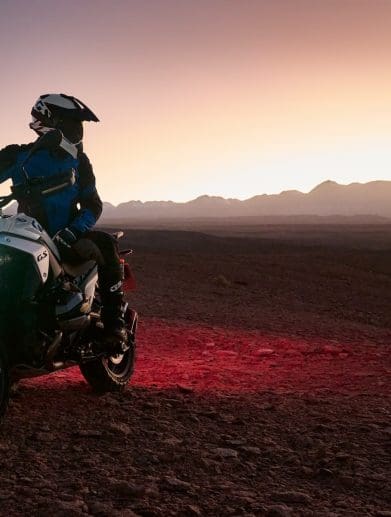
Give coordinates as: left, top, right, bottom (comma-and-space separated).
79, 308, 137, 393
0, 345, 10, 422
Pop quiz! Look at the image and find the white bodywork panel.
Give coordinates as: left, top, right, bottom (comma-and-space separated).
0, 233, 50, 283
0, 213, 43, 240
0, 213, 60, 261
0, 213, 99, 301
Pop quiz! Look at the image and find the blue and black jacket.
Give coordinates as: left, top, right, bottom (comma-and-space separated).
0, 142, 103, 237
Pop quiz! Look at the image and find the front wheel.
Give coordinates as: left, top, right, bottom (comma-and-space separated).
79, 309, 137, 393
0, 344, 10, 422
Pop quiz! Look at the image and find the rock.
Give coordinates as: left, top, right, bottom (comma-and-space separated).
162, 476, 193, 492
33, 432, 56, 442
255, 348, 275, 357
369, 474, 388, 483
225, 439, 246, 446
108, 422, 132, 435
89, 501, 139, 516
266, 504, 292, 516
220, 414, 236, 424
39, 499, 85, 516
145, 485, 160, 498
18, 476, 33, 484
101, 394, 121, 407
334, 500, 350, 509
322, 345, 340, 355
216, 350, 238, 357
317, 467, 334, 478
117, 510, 141, 517
259, 402, 277, 411
19, 486, 39, 497
241, 446, 262, 455
119, 506, 149, 517
88, 501, 114, 516
235, 489, 257, 502
88, 502, 141, 517
0, 442, 10, 452
59, 493, 83, 502
10, 382, 21, 397
107, 478, 146, 499
314, 423, 334, 433
271, 491, 312, 504
163, 436, 184, 446
339, 476, 355, 488
176, 384, 194, 393
212, 447, 239, 459
213, 275, 231, 287
0, 490, 13, 500
39, 488, 55, 497
301, 466, 314, 476
74, 430, 103, 438
335, 452, 350, 462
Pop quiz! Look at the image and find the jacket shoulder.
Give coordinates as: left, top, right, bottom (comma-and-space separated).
0, 142, 33, 157
0, 144, 29, 172
78, 151, 93, 172
0, 144, 20, 160
77, 152, 95, 185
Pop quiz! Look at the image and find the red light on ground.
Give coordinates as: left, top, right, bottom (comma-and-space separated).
23, 319, 388, 398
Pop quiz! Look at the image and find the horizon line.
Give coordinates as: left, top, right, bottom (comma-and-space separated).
103, 178, 388, 207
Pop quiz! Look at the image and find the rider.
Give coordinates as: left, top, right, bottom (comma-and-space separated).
0, 93, 126, 351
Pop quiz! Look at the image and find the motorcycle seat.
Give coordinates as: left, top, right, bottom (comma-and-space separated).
63, 260, 96, 278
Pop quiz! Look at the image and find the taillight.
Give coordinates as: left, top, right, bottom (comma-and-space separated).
120, 259, 136, 291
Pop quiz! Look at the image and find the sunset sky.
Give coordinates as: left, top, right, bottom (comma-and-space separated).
1, 0, 391, 204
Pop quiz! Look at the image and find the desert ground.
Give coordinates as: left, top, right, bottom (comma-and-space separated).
0, 223, 390, 516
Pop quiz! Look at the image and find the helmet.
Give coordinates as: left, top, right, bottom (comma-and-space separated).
30, 94, 99, 157
31, 93, 99, 125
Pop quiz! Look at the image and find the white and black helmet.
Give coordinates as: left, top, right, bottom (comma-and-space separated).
30, 94, 99, 157
31, 93, 99, 125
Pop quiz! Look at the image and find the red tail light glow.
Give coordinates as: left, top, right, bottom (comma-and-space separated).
122, 260, 136, 291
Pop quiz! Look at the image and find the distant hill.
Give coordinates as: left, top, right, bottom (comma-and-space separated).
101, 180, 391, 221
3, 180, 391, 223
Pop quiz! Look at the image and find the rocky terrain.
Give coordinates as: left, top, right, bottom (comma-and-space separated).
0, 226, 390, 516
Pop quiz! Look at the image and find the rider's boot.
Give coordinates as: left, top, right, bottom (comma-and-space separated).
101, 286, 127, 354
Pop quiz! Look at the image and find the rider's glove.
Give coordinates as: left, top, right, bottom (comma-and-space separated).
53, 227, 78, 250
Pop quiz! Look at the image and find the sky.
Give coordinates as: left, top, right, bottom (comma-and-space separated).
0, 0, 391, 204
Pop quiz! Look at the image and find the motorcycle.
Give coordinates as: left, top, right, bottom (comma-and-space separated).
0, 130, 138, 421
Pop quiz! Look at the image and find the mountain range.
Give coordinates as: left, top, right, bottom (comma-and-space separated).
3, 180, 391, 221
101, 180, 391, 220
